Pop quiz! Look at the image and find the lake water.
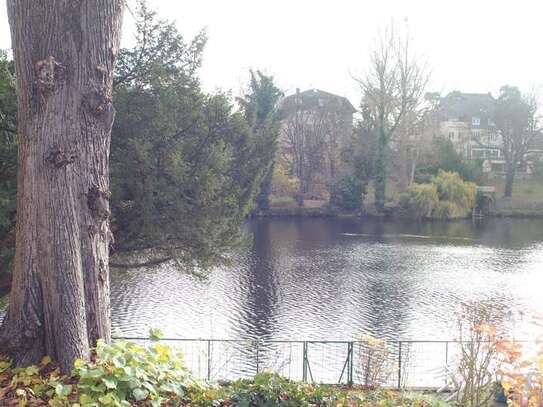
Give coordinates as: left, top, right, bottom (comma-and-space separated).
107, 217, 543, 342
1, 217, 542, 385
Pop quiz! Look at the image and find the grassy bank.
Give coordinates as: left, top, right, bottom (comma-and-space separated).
483, 178, 543, 217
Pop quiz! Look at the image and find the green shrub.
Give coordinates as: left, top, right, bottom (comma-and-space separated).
186, 372, 448, 406
0, 336, 196, 406
432, 170, 476, 210
329, 172, 365, 211
401, 171, 476, 220
73, 339, 194, 406
400, 183, 439, 219
416, 138, 483, 183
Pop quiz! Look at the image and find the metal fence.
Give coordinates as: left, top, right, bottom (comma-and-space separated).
114, 337, 473, 389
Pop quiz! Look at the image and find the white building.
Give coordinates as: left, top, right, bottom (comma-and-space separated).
438, 91, 541, 177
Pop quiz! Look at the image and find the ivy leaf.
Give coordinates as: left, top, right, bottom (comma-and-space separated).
98, 393, 117, 405
132, 388, 148, 401
102, 376, 117, 389
25, 365, 39, 376
112, 355, 126, 368
83, 369, 104, 379
0, 360, 11, 373
54, 383, 72, 398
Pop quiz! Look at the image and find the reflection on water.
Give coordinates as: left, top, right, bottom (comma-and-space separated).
109, 217, 543, 341
1, 218, 543, 341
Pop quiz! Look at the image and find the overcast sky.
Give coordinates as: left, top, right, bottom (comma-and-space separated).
1, 0, 542, 106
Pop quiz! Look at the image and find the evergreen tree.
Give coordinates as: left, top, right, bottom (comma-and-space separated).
238, 70, 283, 211
110, 4, 271, 268
0, 52, 17, 277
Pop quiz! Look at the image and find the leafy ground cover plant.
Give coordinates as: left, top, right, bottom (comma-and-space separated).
0, 339, 450, 406
0, 334, 198, 406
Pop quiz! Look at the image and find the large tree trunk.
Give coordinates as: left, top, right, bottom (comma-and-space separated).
374, 122, 387, 212
256, 165, 274, 211
504, 163, 515, 198
0, 0, 123, 373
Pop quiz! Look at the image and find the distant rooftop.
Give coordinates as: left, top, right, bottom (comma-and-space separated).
280, 88, 357, 114
439, 91, 496, 126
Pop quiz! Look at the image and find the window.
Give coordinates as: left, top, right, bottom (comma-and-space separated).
472, 117, 481, 126
473, 130, 481, 139
448, 132, 455, 140
472, 149, 484, 159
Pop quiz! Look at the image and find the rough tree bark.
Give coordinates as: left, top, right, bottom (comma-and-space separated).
0, 0, 124, 372
504, 163, 515, 198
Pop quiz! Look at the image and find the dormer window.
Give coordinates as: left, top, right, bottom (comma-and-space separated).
472, 117, 481, 126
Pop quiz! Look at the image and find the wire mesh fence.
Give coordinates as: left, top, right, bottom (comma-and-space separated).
114, 337, 478, 389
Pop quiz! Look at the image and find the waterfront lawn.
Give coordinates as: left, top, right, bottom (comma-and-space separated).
485, 178, 543, 211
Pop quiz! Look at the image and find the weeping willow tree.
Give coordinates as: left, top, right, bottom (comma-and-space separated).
400, 171, 476, 219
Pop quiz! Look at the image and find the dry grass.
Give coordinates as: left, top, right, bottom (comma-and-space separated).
483, 177, 543, 210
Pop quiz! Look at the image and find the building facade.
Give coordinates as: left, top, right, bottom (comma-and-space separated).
278, 88, 356, 200
438, 91, 542, 177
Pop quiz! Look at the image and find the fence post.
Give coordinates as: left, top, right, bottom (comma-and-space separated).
397, 341, 402, 389
347, 342, 354, 387
302, 341, 308, 383
207, 340, 212, 381
255, 340, 260, 375
445, 341, 449, 387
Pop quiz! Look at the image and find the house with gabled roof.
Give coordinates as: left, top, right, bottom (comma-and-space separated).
277, 88, 356, 201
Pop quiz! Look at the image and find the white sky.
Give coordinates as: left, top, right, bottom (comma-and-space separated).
1, 0, 542, 106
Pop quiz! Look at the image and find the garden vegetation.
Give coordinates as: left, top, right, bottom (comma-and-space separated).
399, 171, 476, 220
0, 336, 449, 406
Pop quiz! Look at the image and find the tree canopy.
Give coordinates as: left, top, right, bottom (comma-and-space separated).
0, 3, 282, 273
110, 4, 279, 268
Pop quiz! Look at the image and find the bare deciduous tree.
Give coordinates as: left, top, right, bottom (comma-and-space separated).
475, 86, 542, 198
355, 23, 430, 211
282, 106, 326, 202
280, 94, 349, 203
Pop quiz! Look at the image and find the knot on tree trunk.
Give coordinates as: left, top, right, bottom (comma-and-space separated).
45, 148, 76, 169
87, 185, 111, 221
83, 84, 115, 131
35, 56, 64, 94
99, 259, 107, 283
85, 87, 111, 115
